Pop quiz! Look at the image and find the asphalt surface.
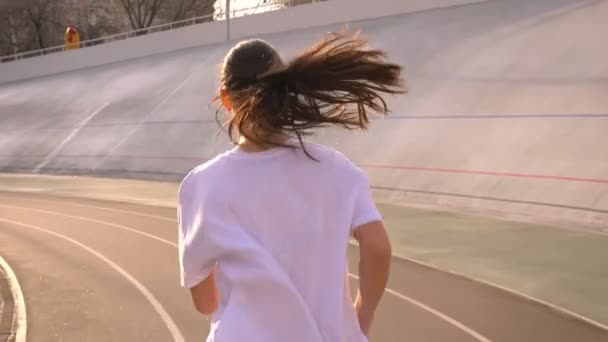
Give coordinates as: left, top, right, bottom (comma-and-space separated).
1, 191, 607, 342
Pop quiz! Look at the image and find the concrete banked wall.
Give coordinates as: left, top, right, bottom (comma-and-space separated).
0, 0, 607, 229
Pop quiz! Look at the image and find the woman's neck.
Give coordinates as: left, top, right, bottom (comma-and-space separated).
237, 134, 290, 153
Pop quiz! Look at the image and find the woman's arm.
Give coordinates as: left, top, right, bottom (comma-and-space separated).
189, 267, 220, 316
178, 173, 221, 316
352, 220, 392, 337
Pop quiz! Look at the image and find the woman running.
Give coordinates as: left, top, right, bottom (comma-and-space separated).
178, 31, 404, 342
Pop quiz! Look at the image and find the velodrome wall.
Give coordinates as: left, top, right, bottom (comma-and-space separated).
0, 0, 484, 85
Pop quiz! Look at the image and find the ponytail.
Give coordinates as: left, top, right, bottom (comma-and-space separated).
216, 30, 406, 159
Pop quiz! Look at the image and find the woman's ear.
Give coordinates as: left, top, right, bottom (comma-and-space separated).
220, 88, 233, 111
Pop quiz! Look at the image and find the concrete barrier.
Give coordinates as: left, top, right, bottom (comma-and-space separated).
0, 0, 483, 85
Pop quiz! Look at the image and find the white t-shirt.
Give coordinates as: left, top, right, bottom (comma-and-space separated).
178, 139, 382, 342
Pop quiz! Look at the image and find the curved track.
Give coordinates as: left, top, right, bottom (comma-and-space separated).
1, 191, 607, 342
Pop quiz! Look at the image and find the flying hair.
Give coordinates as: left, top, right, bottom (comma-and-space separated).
213, 30, 406, 160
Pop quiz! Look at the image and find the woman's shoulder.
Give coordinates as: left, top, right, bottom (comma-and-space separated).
178, 151, 233, 198
297, 140, 341, 159
300, 141, 363, 176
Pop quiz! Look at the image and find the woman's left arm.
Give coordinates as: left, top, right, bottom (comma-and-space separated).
178, 174, 221, 316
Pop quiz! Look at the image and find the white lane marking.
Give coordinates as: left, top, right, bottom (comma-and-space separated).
0, 254, 27, 342
0, 217, 185, 342
0, 204, 491, 341
0, 204, 174, 247
4, 195, 177, 223
14, 195, 608, 333
397, 257, 608, 333
33, 102, 110, 173
347, 272, 491, 342
93, 74, 193, 170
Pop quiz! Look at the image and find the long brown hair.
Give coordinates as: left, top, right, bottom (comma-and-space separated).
215, 30, 405, 159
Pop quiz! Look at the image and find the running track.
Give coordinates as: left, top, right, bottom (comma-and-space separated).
1, 191, 607, 341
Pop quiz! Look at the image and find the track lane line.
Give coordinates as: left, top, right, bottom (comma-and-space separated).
347, 273, 490, 342
396, 258, 608, 333
0, 204, 174, 246
0, 217, 185, 342
0, 254, 27, 342
3, 196, 177, 222
0, 203, 492, 342
5, 194, 608, 332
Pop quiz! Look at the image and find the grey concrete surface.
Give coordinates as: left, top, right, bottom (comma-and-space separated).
0, 0, 607, 229
1, 191, 607, 341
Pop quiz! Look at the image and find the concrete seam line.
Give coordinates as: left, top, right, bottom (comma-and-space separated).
0, 217, 185, 342
4, 193, 608, 330
33, 102, 110, 173
0, 204, 492, 341
93, 73, 194, 170
0, 254, 27, 342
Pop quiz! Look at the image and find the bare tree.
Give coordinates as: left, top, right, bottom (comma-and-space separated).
65, 2, 127, 44
0, 0, 56, 55
24, 0, 58, 49
0, 9, 23, 54
160, 0, 215, 22
120, 0, 165, 31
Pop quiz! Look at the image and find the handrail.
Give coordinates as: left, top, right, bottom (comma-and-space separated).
0, 0, 323, 63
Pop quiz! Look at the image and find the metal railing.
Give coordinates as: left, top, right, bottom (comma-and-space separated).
0, 0, 325, 63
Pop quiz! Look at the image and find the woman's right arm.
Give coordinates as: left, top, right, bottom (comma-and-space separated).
353, 220, 392, 337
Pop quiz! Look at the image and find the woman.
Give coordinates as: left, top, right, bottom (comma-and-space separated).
178, 31, 404, 341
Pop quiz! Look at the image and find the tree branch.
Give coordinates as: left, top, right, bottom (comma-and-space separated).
145, 0, 163, 27
136, 0, 144, 27
120, 0, 139, 30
